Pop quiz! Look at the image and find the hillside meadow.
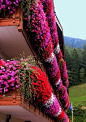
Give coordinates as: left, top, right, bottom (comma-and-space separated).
69, 83, 86, 107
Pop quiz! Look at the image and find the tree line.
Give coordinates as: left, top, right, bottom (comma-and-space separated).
65, 44, 86, 87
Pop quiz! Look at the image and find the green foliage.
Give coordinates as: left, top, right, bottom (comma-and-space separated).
71, 48, 80, 85
69, 78, 86, 121
65, 44, 86, 121
65, 45, 86, 87
66, 105, 86, 122
65, 48, 71, 70
19, 0, 32, 31
82, 44, 86, 77
80, 68, 85, 83
11, 53, 41, 102
76, 48, 83, 69
19, 0, 31, 19
67, 70, 73, 87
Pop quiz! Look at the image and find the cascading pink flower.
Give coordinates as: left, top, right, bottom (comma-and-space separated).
28, 0, 70, 110
0, 0, 22, 13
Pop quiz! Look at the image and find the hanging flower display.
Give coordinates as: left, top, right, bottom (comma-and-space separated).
0, 56, 37, 94
28, 0, 65, 94
39, 1, 69, 109
40, 0, 63, 62
45, 54, 63, 91
0, 0, 22, 13
57, 110, 70, 122
0, 0, 70, 121
0, 59, 20, 93
59, 59, 69, 87
0, 58, 70, 122
29, 0, 54, 61
40, 0, 59, 47
40, 0, 69, 85
30, 66, 52, 103
59, 86, 70, 110
27, 0, 70, 110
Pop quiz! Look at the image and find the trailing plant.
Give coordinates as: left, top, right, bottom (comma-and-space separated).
0, 58, 70, 121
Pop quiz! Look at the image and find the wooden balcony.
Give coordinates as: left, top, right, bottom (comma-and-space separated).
0, 7, 46, 72
0, 6, 63, 122
0, 89, 54, 122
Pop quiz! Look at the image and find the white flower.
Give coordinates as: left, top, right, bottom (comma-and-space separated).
54, 107, 62, 117
54, 44, 60, 54
44, 93, 55, 108
45, 52, 54, 63
54, 78, 61, 86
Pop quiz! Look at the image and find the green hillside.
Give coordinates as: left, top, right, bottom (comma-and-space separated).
69, 83, 86, 107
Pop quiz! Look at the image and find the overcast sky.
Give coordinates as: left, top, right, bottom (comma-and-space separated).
53, 0, 86, 39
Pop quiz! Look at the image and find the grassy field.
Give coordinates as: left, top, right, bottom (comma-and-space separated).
69, 83, 86, 107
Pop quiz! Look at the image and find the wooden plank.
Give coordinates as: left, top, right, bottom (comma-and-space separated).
18, 8, 23, 31
0, 97, 20, 105
0, 7, 23, 31
0, 18, 20, 26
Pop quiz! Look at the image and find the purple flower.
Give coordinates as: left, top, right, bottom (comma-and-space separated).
5, 89, 8, 92
16, 85, 19, 88
45, 95, 60, 116
28, 64, 31, 67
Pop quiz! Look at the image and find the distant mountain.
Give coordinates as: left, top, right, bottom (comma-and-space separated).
64, 36, 86, 49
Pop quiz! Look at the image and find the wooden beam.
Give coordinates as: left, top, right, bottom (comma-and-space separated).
0, 7, 23, 31
55, 16, 63, 32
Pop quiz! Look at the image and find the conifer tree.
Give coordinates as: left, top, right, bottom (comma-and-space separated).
80, 68, 85, 83
77, 48, 83, 69
82, 44, 86, 77
65, 48, 71, 70
71, 48, 80, 85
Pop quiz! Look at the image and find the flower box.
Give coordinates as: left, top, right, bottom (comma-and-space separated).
0, 7, 23, 31
0, 88, 54, 122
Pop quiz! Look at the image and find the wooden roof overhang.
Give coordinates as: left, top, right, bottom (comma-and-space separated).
55, 16, 65, 58
0, 7, 33, 60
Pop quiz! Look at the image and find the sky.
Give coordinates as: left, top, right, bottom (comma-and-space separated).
53, 0, 86, 39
